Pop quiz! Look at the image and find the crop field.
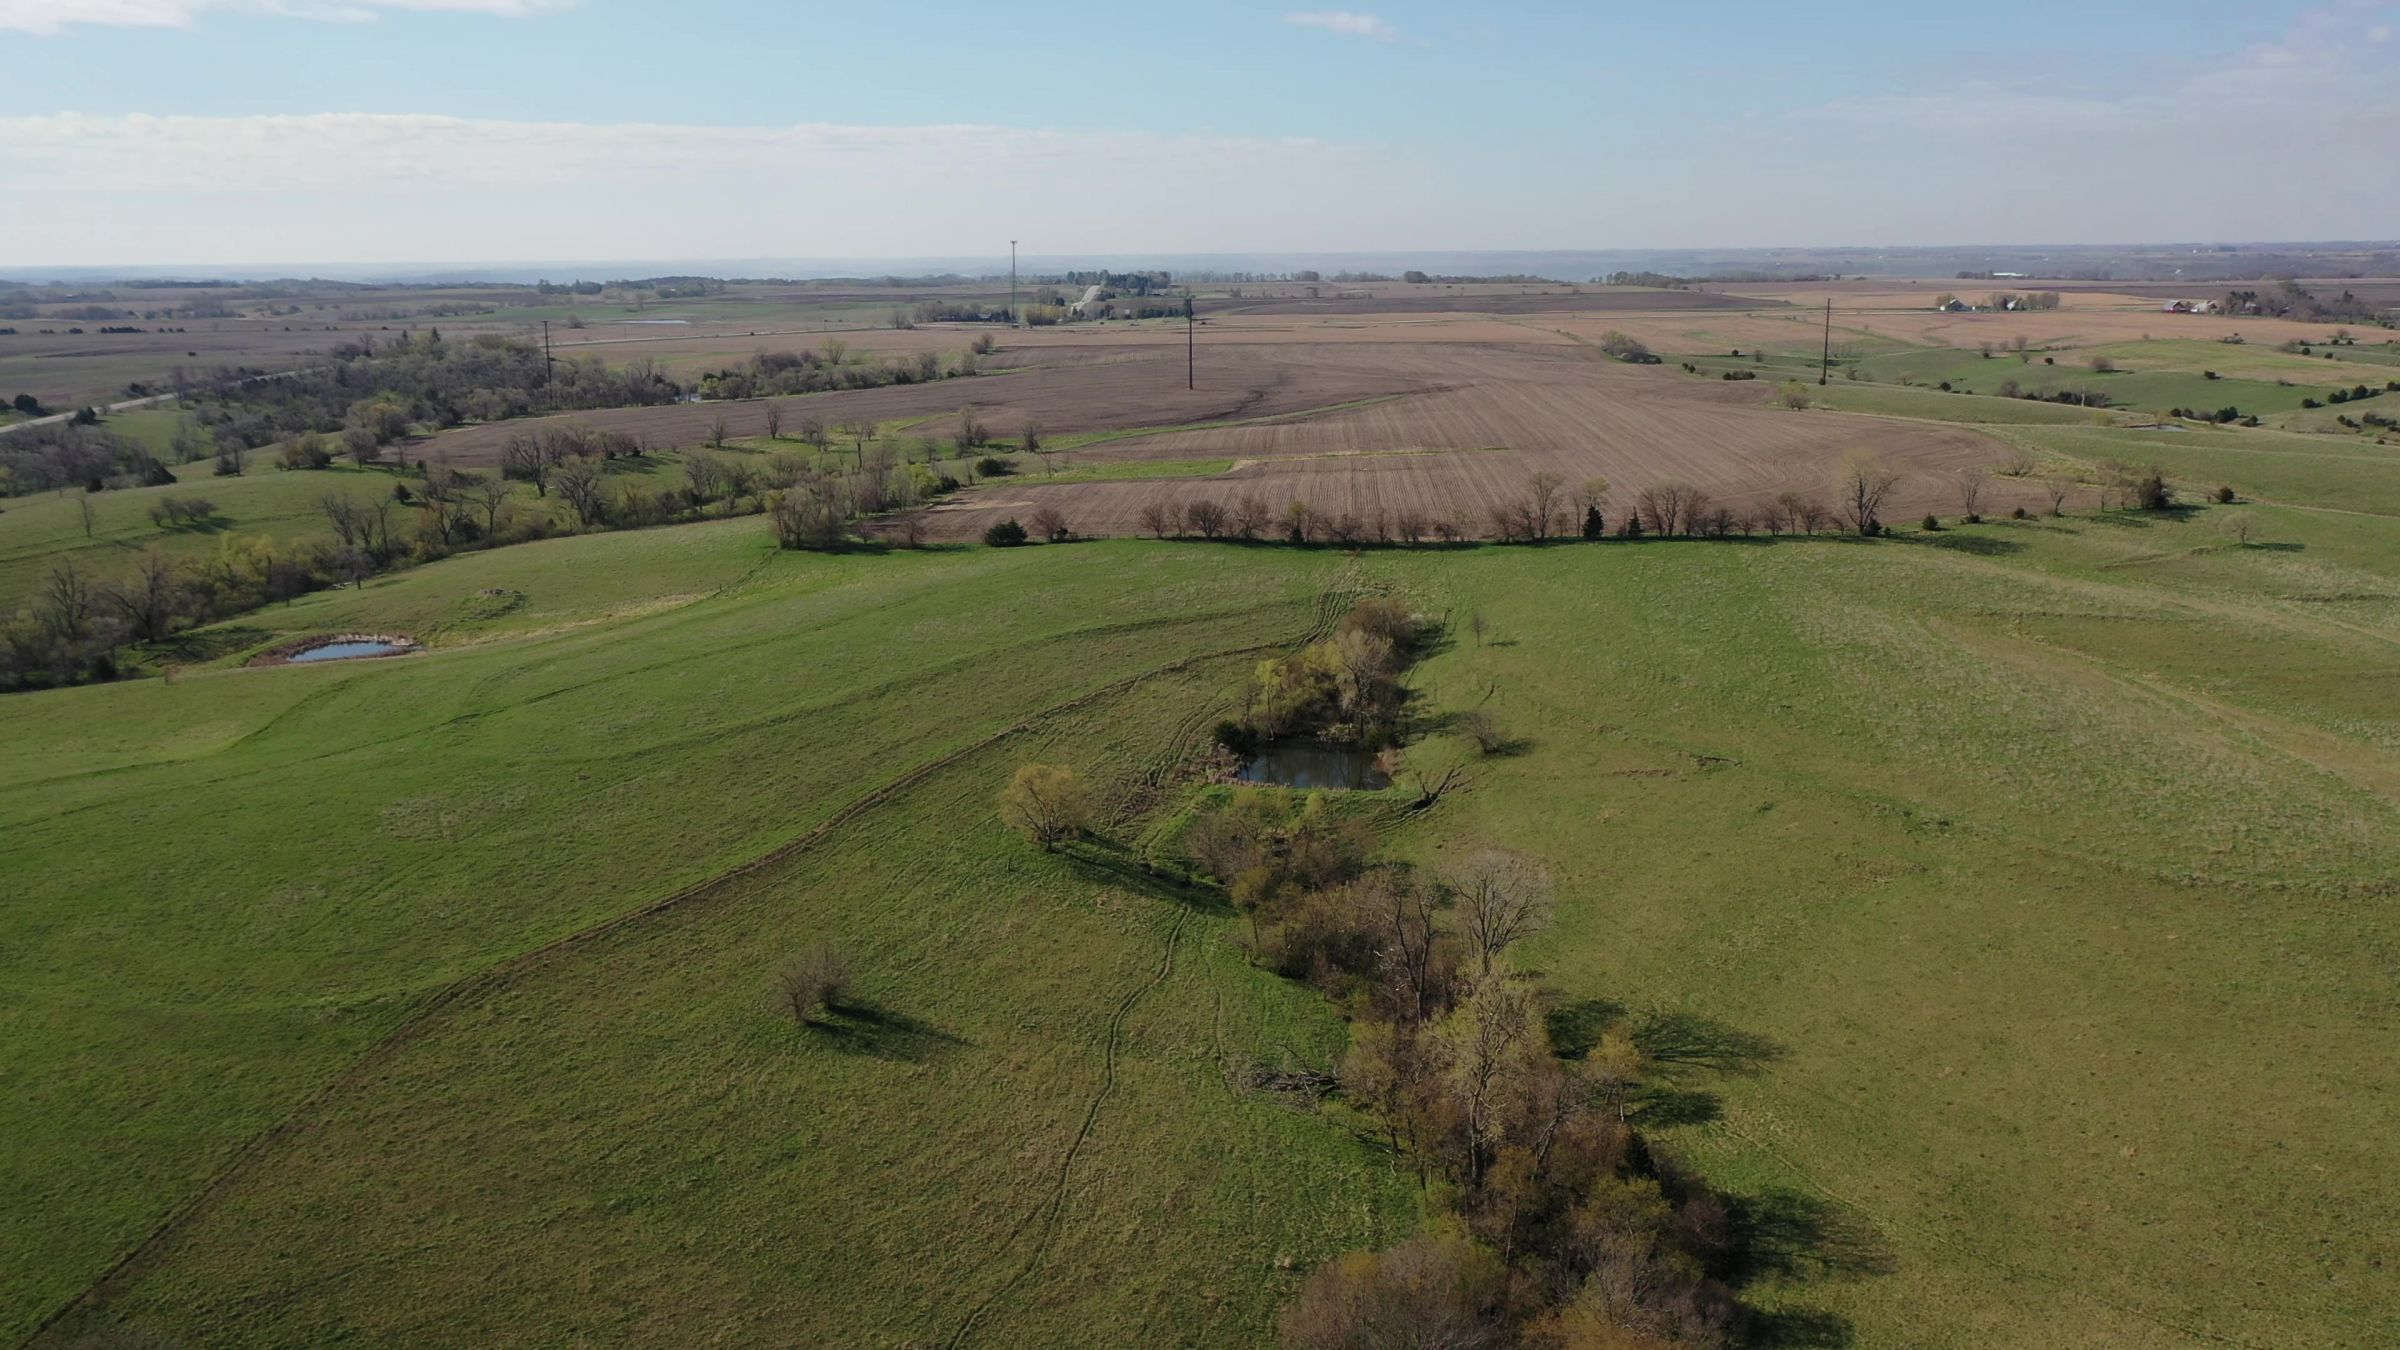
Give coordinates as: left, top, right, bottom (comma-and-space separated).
906, 341, 2048, 541
411, 342, 1446, 469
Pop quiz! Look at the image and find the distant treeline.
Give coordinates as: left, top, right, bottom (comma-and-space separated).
2221, 281, 2389, 323
1402, 272, 1552, 284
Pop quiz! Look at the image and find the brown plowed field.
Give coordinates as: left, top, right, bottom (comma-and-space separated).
900, 341, 2051, 541
411, 343, 1446, 468
1218, 286, 1758, 316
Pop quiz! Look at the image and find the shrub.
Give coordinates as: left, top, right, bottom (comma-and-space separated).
1920, 513, 1941, 531
975, 455, 1012, 478
2134, 469, 2174, 511
982, 518, 1028, 547
780, 943, 850, 1023
2214, 485, 2236, 503
998, 762, 1094, 848
1278, 1233, 1510, 1350
2011, 506, 2029, 519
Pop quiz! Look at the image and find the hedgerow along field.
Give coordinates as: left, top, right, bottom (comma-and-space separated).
9, 450, 2400, 1346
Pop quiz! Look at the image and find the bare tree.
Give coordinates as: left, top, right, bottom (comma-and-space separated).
38, 561, 99, 642
1137, 501, 1177, 538
1029, 503, 1070, 543
77, 494, 96, 540
1835, 451, 1905, 535
1186, 499, 1228, 539
1951, 465, 1989, 521
1523, 471, 1564, 541
684, 451, 724, 505
111, 548, 184, 641
500, 432, 550, 495
708, 412, 730, 448
763, 405, 783, 441
469, 472, 511, 536
553, 456, 608, 530
1232, 494, 1270, 540
780, 942, 850, 1023
1634, 482, 1694, 537
1446, 850, 1554, 978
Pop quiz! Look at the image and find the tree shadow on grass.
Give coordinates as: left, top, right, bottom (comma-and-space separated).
1630, 1085, 1725, 1127
1747, 1304, 1861, 1349
1727, 1189, 1899, 1284
1544, 995, 1628, 1060
1909, 532, 2025, 556
804, 999, 968, 1063
1633, 1010, 1788, 1075
1061, 837, 1234, 918
154, 625, 270, 663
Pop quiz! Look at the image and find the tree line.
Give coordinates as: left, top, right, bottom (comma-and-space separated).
980, 601, 1838, 1346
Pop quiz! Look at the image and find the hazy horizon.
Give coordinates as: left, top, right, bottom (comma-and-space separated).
4, 0, 2396, 268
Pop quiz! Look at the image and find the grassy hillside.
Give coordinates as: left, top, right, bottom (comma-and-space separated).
9, 441, 2400, 1346
4, 531, 1411, 1345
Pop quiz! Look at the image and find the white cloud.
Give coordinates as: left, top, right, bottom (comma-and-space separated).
0, 113, 1434, 265
1282, 10, 1397, 42
0, 0, 571, 35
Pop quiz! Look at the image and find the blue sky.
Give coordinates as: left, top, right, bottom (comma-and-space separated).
1, 0, 2394, 266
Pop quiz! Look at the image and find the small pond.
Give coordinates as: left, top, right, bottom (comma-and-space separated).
290, 640, 412, 663
1238, 741, 1390, 791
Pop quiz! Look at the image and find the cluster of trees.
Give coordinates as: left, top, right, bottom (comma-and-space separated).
2296, 382, 2395, 411
1168, 795, 1759, 1347
1054, 270, 1172, 294
2221, 281, 2387, 324
978, 505, 1071, 547
766, 446, 949, 551
904, 300, 1017, 325
1227, 598, 1430, 750
1596, 331, 1660, 364
1, 541, 343, 690
695, 344, 968, 400
0, 422, 176, 496
1128, 457, 1904, 550
1601, 271, 1692, 288
2166, 404, 2254, 424
145, 330, 685, 480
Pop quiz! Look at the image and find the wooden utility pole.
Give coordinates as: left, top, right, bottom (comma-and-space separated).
541, 320, 555, 386
1009, 240, 1018, 328
1185, 289, 1195, 390
1819, 299, 1832, 385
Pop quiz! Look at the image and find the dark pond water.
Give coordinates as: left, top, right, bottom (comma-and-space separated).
1238, 741, 1390, 790
290, 640, 411, 663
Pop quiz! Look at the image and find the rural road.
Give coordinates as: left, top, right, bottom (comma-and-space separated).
0, 368, 311, 437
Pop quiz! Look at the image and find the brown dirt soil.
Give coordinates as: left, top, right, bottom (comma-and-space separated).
409, 343, 1454, 468
1217, 286, 1760, 316
896, 342, 2054, 541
